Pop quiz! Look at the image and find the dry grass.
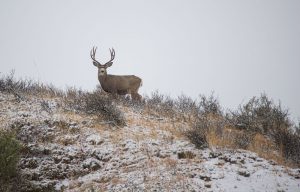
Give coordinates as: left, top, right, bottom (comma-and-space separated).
164, 157, 178, 168
62, 111, 88, 123
206, 126, 294, 167
248, 134, 286, 166
1, 72, 299, 168
207, 127, 235, 148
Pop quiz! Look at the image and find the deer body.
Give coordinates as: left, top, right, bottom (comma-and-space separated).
91, 46, 142, 100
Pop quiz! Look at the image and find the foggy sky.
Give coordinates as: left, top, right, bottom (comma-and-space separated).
0, 0, 299, 121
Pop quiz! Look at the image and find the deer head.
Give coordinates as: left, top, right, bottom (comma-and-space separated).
90, 46, 115, 76
90, 46, 142, 101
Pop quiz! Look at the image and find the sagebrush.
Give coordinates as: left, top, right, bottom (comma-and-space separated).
1, 72, 300, 167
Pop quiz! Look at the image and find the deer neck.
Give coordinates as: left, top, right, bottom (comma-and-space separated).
98, 71, 110, 90
98, 74, 107, 82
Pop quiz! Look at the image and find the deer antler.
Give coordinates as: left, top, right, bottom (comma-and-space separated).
90, 46, 101, 65
104, 48, 115, 65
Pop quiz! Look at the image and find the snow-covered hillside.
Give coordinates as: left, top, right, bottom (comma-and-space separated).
0, 92, 299, 192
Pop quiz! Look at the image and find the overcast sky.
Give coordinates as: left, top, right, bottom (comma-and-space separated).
0, 0, 299, 121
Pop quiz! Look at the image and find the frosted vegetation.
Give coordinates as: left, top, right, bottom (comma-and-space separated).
0, 71, 299, 191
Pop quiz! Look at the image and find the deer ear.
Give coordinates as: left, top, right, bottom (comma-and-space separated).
105, 62, 113, 68
93, 61, 99, 67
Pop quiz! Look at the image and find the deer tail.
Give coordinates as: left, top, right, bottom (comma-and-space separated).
140, 80, 143, 88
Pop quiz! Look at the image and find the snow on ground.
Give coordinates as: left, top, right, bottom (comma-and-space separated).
0, 92, 299, 192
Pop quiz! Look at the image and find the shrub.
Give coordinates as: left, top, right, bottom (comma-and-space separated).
0, 130, 22, 190
62, 87, 126, 127
0, 71, 14, 92
175, 94, 197, 121
146, 90, 165, 106
274, 129, 300, 165
227, 94, 300, 165
0, 71, 63, 98
84, 91, 126, 127
186, 117, 209, 149
198, 93, 222, 116
63, 87, 86, 111
145, 91, 175, 118
228, 94, 291, 136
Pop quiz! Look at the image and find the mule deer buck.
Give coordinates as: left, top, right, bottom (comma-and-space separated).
90, 46, 142, 101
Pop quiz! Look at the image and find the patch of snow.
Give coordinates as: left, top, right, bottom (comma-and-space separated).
86, 134, 104, 145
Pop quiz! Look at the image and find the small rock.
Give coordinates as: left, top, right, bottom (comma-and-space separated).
82, 158, 102, 171
60, 135, 79, 145
86, 134, 104, 145
216, 159, 225, 166
177, 151, 196, 159
288, 169, 300, 179
199, 173, 211, 181
220, 155, 237, 164
61, 157, 71, 164
204, 182, 212, 188
21, 157, 39, 169
269, 160, 277, 165
155, 150, 170, 158
237, 168, 250, 177
209, 151, 222, 158
69, 126, 80, 133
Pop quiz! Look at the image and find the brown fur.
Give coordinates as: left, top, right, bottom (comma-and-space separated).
91, 47, 142, 101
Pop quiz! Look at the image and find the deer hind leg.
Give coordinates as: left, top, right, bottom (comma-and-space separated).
131, 92, 142, 101
129, 89, 142, 101
128, 85, 140, 101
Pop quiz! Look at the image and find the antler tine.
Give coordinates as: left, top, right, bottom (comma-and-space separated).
90, 46, 101, 64
111, 48, 115, 60
106, 48, 115, 64
90, 47, 95, 59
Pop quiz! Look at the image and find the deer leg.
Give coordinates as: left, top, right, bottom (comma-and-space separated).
132, 86, 142, 101
131, 93, 136, 101
131, 92, 142, 102
106, 90, 118, 100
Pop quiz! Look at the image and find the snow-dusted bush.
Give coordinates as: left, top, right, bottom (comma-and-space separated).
0, 71, 15, 92
186, 117, 209, 149
62, 87, 126, 127
274, 129, 300, 165
63, 87, 86, 111
84, 91, 126, 127
176, 94, 197, 114
227, 94, 300, 165
198, 93, 222, 116
228, 94, 291, 136
145, 91, 176, 118
0, 71, 63, 97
